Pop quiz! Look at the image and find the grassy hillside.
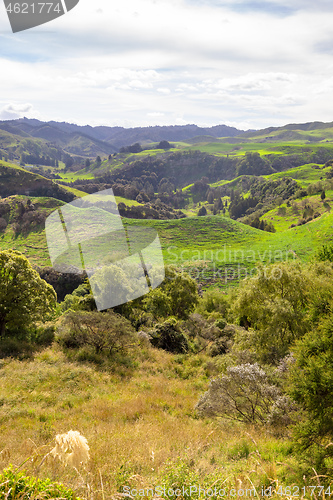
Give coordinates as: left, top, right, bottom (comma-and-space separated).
1, 195, 332, 282
124, 213, 332, 286
0, 345, 304, 499
0, 162, 76, 202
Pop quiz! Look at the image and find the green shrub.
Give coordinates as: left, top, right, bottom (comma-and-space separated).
289, 315, 333, 473
0, 466, 80, 499
149, 318, 189, 354
215, 318, 227, 330
196, 289, 230, 319
207, 337, 231, 357
316, 243, 333, 262
32, 323, 56, 346
57, 310, 138, 355
0, 337, 34, 359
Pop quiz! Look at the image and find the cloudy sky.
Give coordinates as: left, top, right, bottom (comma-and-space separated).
0, 0, 333, 130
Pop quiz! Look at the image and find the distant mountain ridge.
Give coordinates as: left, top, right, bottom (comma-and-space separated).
1, 118, 333, 158
0, 118, 245, 151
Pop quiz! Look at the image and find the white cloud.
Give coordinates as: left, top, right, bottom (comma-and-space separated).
0, 102, 35, 120
0, 0, 332, 128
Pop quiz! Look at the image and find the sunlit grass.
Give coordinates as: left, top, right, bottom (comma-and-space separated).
0, 345, 307, 498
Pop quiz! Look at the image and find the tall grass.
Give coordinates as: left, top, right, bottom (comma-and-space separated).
0, 345, 320, 498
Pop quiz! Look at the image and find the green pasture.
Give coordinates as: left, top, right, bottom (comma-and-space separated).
1, 207, 332, 286
264, 163, 329, 187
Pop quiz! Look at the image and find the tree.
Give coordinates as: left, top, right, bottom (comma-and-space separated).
321, 190, 326, 201
142, 287, 172, 320
233, 261, 333, 363
58, 310, 137, 354
143, 266, 199, 320
64, 156, 74, 171
196, 363, 293, 424
233, 262, 310, 362
207, 191, 214, 204
149, 317, 189, 353
157, 140, 172, 150
289, 315, 333, 471
237, 152, 272, 176
198, 206, 207, 216
0, 250, 56, 337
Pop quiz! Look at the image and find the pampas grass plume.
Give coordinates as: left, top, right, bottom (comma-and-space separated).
51, 430, 90, 468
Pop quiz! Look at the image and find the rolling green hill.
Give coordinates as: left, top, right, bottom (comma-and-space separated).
0, 162, 76, 202
1, 202, 331, 287
1, 119, 333, 289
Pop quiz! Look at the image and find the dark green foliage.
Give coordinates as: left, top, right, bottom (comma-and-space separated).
21, 153, 57, 167
38, 267, 87, 302
249, 217, 276, 232
57, 310, 137, 355
0, 337, 34, 359
0, 164, 74, 202
197, 205, 207, 216
237, 152, 273, 176
0, 466, 80, 499
61, 280, 96, 312
143, 266, 199, 321
0, 250, 56, 338
32, 323, 56, 346
228, 192, 258, 219
120, 143, 142, 153
295, 188, 308, 199
249, 177, 298, 206
317, 243, 333, 262
149, 318, 189, 353
321, 190, 326, 201
157, 140, 172, 149
215, 318, 227, 330
207, 337, 230, 356
289, 316, 333, 471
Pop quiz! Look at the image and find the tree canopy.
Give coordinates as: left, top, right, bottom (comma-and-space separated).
0, 250, 56, 337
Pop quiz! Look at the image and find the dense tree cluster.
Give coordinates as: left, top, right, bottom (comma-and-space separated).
237, 152, 274, 176
21, 154, 58, 167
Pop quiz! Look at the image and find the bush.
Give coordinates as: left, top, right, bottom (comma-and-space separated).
0, 337, 34, 359
316, 243, 333, 262
57, 310, 138, 355
232, 262, 310, 363
32, 323, 56, 346
143, 266, 199, 321
288, 315, 333, 472
0, 466, 80, 499
195, 363, 293, 424
149, 318, 189, 353
207, 337, 231, 357
196, 289, 230, 319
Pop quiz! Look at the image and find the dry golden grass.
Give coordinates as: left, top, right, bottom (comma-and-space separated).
0, 345, 319, 499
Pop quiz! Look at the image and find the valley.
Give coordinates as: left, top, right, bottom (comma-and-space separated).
1, 119, 333, 499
